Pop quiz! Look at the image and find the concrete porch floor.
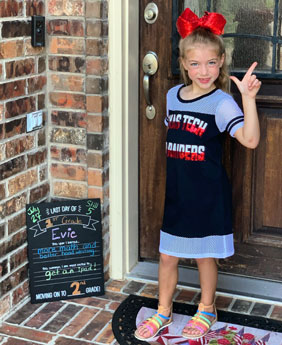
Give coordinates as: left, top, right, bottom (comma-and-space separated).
0, 278, 282, 345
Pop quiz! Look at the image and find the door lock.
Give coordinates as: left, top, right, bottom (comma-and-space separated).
144, 2, 158, 24
142, 51, 158, 119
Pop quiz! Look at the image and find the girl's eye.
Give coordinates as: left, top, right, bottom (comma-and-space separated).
190, 63, 198, 67
208, 61, 217, 65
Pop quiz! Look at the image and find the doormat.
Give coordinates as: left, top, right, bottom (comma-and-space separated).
112, 295, 282, 345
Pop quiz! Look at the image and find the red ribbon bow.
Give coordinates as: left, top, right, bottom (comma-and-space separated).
176, 8, 226, 38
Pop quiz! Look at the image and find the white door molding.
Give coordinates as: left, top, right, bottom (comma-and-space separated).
109, 0, 139, 279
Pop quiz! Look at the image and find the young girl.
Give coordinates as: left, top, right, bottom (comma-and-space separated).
135, 8, 261, 341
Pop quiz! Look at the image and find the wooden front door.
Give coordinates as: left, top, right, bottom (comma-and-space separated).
139, 0, 282, 281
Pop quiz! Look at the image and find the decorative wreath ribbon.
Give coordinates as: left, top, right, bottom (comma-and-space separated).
176, 8, 226, 38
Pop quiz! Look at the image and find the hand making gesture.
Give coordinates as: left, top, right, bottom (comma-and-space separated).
230, 62, 261, 99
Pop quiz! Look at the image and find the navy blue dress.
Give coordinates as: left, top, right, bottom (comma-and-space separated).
159, 85, 244, 258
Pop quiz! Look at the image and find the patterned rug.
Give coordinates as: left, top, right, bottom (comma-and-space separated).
112, 295, 282, 345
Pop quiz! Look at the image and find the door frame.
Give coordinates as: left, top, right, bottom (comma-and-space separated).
109, 0, 139, 279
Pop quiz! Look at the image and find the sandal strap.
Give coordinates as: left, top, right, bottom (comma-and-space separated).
191, 316, 209, 329
198, 310, 216, 318
197, 314, 212, 325
145, 324, 155, 336
157, 313, 170, 320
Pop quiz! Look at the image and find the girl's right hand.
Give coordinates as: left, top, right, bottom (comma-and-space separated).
230, 62, 261, 99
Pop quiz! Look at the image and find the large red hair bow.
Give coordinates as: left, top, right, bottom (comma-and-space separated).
176, 8, 226, 38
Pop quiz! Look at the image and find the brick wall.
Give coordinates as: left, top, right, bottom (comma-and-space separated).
47, 0, 110, 280
0, 0, 109, 319
0, 0, 49, 318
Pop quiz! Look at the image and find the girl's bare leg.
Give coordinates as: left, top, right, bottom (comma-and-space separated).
182, 257, 217, 337
136, 253, 179, 338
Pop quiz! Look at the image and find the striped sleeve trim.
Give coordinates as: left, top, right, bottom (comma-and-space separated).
226, 116, 244, 134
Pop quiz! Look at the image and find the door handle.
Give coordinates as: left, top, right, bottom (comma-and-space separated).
142, 51, 158, 119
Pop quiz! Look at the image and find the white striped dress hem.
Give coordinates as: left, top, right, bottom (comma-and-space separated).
159, 231, 234, 259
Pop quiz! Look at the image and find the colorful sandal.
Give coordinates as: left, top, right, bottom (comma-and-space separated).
182, 302, 217, 339
134, 304, 173, 341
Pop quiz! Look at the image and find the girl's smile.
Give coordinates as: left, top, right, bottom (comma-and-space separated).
181, 43, 224, 95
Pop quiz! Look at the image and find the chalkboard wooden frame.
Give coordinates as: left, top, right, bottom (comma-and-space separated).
26, 199, 104, 303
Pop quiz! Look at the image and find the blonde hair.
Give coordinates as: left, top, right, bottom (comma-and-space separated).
179, 27, 230, 92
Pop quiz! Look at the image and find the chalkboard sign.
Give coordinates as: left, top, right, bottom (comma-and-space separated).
26, 199, 104, 303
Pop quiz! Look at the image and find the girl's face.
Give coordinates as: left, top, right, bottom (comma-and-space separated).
181, 43, 224, 93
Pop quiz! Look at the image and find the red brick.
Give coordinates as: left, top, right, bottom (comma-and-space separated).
0, 295, 10, 318
0, 265, 28, 296
0, 183, 5, 199
38, 93, 45, 109
25, 38, 45, 56
48, 0, 84, 16
2, 21, 30, 38
5, 58, 35, 79
270, 306, 282, 320
5, 96, 36, 118
48, 56, 85, 73
51, 146, 87, 163
55, 337, 92, 345
77, 310, 113, 340
88, 169, 103, 186
86, 58, 107, 75
50, 128, 86, 145
38, 128, 46, 146
6, 136, 34, 159
86, 95, 105, 113
8, 211, 26, 235
51, 111, 86, 127
85, 1, 103, 18
60, 308, 98, 336
27, 149, 47, 168
0, 40, 24, 58
51, 74, 84, 92
0, 1, 23, 17
8, 169, 37, 196
0, 259, 8, 277
26, 302, 64, 328
47, 19, 84, 36
29, 182, 50, 203
28, 75, 47, 93
107, 301, 121, 311
0, 156, 25, 181
10, 247, 27, 271
88, 186, 107, 202
95, 323, 115, 343
51, 163, 86, 181
5, 118, 26, 138
87, 115, 108, 132
49, 37, 84, 55
86, 21, 103, 37
86, 38, 107, 56
12, 280, 30, 307
0, 80, 26, 101
39, 165, 47, 181
5, 193, 27, 217
0, 103, 3, 121
87, 151, 108, 169
0, 323, 54, 343
53, 181, 87, 199
26, 0, 45, 16
50, 92, 85, 109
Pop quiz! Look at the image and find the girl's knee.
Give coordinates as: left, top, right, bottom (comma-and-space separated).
196, 257, 216, 265
160, 253, 179, 266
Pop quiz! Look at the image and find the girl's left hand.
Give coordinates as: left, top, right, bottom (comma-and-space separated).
230, 62, 261, 99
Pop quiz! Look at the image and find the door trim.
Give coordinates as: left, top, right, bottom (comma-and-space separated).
109, 0, 139, 278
